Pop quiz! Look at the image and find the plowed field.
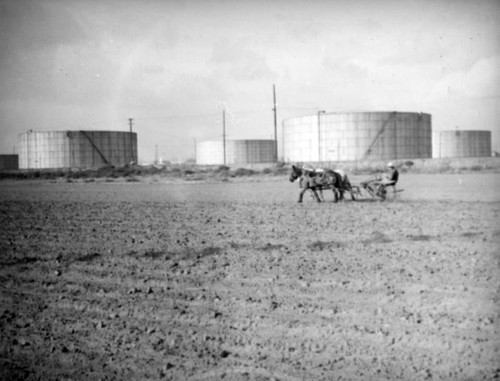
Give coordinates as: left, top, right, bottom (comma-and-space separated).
1, 173, 499, 380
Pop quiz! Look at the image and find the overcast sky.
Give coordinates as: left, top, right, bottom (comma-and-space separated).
1, 0, 499, 163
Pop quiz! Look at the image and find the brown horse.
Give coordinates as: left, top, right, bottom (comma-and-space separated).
289, 165, 345, 203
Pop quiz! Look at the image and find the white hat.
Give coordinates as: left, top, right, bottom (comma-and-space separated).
387, 162, 394, 167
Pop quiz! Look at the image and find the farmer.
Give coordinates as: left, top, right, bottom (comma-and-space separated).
372, 162, 399, 198
380, 162, 399, 186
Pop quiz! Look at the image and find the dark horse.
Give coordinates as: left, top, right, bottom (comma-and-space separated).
330, 168, 357, 201
289, 165, 353, 203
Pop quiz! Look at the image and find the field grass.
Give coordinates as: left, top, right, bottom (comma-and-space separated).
1, 157, 499, 182
1, 176, 499, 380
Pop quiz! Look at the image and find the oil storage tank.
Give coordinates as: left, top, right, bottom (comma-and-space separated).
282, 111, 432, 162
0, 155, 19, 170
18, 130, 137, 169
196, 139, 275, 165
433, 130, 491, 158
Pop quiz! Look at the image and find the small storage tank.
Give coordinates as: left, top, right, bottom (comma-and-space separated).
433, 130, 492, 158
18, 130, 137, 169
0, 155, 19, 170
282, 111, 432, 162
196, 139, 276, 165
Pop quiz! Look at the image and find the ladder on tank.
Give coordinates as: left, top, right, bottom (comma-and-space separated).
361, 112, 397, 160
79, 131, 110, 165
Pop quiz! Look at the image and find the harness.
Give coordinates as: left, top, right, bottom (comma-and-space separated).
301, 167, 330, 188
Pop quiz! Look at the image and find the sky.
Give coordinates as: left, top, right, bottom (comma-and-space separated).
0, 0, 499, 163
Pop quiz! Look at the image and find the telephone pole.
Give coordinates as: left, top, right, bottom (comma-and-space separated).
193, 138, 197, 164
272, 84, 278, 162
317, 110, 325, 162
222, 109, 226, 165
128, 118, 134, 164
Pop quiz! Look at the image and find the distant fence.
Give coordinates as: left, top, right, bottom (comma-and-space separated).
288, 157, 500, 173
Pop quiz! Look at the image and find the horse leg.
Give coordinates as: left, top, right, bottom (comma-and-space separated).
298, 186, 307, 203
311, 189, 322, 202
349, 186, 356, 200
318, 188, 325, 202
332, 188, 339, 203
344, 180, 356, 201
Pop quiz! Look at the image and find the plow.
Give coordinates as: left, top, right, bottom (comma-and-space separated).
290, 165, 403, 203
351, 177, 404, 201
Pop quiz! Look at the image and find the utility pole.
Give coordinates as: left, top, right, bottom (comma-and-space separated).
193, 138, 197, 164
317, 110, 325, 162
128, 118, 135, 164
26, 131, 30, 170
272, 84, 278, 162
154, 145, 159, 165
222, 109, 226, 165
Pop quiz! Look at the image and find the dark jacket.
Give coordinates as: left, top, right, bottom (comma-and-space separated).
388, 168, 399, 183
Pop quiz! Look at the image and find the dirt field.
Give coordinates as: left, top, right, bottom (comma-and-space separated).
1, 173, 499, 380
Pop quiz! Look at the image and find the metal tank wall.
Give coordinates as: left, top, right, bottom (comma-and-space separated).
282, 112, 432, 162
433, 130, 492, 158
196, 141, 224, 165
18, 130, 137, 169
226, 140, 275, 164
196, 140, 275, 165
0, 155, 19, 170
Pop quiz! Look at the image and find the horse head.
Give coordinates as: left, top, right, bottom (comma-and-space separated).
289, 165, 302, 183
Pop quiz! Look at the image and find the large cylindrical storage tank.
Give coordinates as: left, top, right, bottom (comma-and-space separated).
196, 139, 275, 165
282, 111, 432, 162
18, 130, 137, 169
0, 155, 19, 170
433, 130, 491, 158
196, 141, 224, 165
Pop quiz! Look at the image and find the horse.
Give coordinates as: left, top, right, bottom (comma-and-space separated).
289, 165, 345, 203
331, 168, 357, 201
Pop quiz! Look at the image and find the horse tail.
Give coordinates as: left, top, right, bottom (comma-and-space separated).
343, 174, 351, 188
